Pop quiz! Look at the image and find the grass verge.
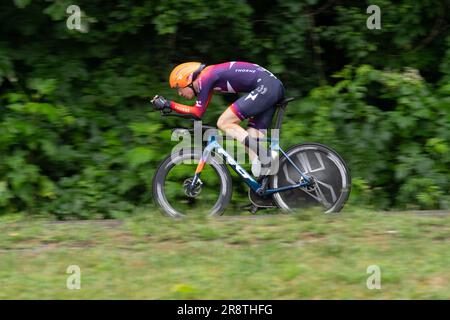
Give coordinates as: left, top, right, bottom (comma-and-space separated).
0, 207, 449, 299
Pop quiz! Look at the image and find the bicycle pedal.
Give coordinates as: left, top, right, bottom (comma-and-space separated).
239, 203, 253, 210
239, 203, 260, 214
249, 204, 259, 214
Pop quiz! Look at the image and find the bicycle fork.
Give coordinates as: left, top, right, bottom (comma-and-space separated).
189, 140, 216, 191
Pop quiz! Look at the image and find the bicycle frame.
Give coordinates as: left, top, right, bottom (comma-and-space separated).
190, 135, 312, 197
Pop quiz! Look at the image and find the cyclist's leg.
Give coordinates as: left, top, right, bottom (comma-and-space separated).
246, 107, 276, 153
217, 77, 284, 169
246, 127, 266, 163
217, 112, 274, 172
216, 108, 259, 160
246, 77, 285, 141
247, 127, 266, 140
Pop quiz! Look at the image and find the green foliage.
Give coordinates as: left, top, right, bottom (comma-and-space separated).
282, 65, 449, 209
0, 0, 448, 217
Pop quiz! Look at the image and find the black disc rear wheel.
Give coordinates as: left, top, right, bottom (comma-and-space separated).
271, 143, 351, 213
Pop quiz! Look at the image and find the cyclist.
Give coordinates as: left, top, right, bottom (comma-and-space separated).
152, 61, 285, 177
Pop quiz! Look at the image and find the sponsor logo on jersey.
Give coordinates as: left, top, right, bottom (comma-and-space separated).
245, 92, 258, 101
235, 69, 256, 73
176, 106, 192, 113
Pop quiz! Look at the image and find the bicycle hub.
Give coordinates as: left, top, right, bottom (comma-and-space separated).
183, 178, 202, 197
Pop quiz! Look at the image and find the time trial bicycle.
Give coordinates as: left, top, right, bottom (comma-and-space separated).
152, 97, 351, 217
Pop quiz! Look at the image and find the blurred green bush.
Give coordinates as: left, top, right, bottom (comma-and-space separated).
283, 65, 449, 210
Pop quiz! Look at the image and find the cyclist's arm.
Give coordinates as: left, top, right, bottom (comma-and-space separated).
169, 91, 213, 119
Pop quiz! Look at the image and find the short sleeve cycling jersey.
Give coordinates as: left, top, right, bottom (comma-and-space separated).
169, 61, 281, 119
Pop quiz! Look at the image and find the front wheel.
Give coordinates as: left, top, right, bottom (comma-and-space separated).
271, 143, 351, 213
152, 149, 233, 218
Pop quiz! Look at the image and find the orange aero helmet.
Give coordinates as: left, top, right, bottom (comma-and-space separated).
169, 62, 205, 89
